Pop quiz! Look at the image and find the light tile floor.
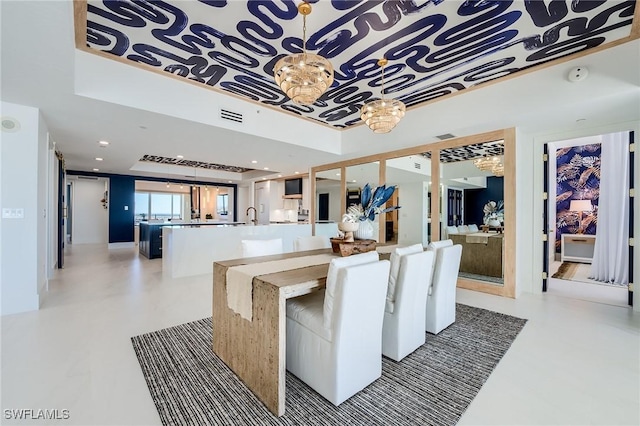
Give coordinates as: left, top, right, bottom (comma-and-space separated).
1, 244, 638, 425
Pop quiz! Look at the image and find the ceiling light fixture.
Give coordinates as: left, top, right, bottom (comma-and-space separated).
177, 155, 184, 159
273, 2, 333, 105
98, 140, 109, 146
93, 168, 99, 172
473, 153, 502, 172
95, 157, 103, 161
251, 160, 258, 164
360, 58, 406, 134
491, 162, 504, 177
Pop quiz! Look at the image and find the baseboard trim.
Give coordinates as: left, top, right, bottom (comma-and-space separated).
108, 242, 135, 249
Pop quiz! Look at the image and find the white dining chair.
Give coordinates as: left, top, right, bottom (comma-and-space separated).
425, 242, 462, 334
446, 225, 458, 236
286, 252, 389, 406
382, 248, 434, 361
293, 235, 331, 252
240, 238, 283, 258
468, 224, 479, 233
457, 225, 469, 233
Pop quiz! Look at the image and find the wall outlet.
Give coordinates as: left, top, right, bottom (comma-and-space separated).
124, 205, 129, 210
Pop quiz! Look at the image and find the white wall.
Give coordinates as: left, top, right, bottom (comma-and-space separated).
396, 181, 427, 246
515, 129, 535, 298
71, 178, 109, 244
1, 102, 49, 315
237, 185, 249, 223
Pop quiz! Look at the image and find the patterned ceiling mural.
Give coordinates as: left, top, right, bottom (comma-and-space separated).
83, 1, 636, 129
423, 139, 503, 163
140, 155, 252, 172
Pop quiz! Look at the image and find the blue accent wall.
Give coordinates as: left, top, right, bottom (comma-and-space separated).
464, 177, 504, 226
108, 175, 135, 243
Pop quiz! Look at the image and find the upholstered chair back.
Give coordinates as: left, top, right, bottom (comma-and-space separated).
285, 258, 390, 406
457, 225, 469, 233
294, 235, 331, 252
426, 244, 462, 334
446, 226, 458, 236
240, 238, 283, 258
323, 251, 379, 329
467, 224, 479, 233
382, 250, 434, 361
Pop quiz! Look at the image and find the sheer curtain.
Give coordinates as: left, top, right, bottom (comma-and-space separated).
590, 132, 629, 285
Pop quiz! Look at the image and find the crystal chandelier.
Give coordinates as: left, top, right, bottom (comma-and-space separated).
360, 58, 406, 134
473, 155, 501, 171
491, 161, 504, 176
273, 2, 334, 105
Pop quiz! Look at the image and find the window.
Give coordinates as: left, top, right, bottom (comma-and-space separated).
217, 194, 228, 215
135, 191, 184, 222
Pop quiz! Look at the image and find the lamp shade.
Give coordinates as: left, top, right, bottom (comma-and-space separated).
569, 199, 592, 212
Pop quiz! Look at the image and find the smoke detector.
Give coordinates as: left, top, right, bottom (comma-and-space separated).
567, 66, 589, 82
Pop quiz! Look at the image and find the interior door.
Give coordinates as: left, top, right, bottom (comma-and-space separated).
628, 131, 635, 306
318, 193, 329, 221
57, 160, 65, 268
447, 188, 463, 226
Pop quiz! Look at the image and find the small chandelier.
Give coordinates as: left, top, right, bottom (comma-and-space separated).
360, 58, 406, 133
273, 2, 334, 105
473, 155, 501, 171
491, 161, 504, 176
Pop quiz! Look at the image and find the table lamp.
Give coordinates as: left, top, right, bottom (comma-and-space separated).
569, 199, 592, 232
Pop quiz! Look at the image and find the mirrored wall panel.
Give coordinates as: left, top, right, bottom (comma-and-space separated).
437, 140, 505, 286
345, 162, 380, 241
385, 154, 431, 245
315, 168, 342, 224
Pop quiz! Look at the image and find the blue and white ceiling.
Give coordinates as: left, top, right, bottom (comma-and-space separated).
81, 0, 637, 129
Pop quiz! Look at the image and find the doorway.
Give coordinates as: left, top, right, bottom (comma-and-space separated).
543, 131, 633, 307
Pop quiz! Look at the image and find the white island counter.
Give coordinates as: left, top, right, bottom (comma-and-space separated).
162, 223, 338, 278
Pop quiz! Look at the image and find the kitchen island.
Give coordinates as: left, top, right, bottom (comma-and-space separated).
162, 222, 338, 278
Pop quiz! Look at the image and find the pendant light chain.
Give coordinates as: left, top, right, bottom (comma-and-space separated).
302, 14, 307, 55
380, 63, 385, 99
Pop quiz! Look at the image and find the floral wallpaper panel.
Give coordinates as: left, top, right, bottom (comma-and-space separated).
555, 144, 601, 252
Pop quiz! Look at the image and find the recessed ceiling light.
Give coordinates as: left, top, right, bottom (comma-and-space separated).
278, 174, 282, 177
95, 157, 103, 161
228, 180, 232, 183
336, 173, 340, 176
139, 125, 147, 129
98, 140, 109, 146
251, 160, 258, 164
294, 171, 300, 174
93, 168, 99, 172
263, 167, 269, 170
262, 177, 266, 180
177, 155, 184, 159
352, 180, 356, 183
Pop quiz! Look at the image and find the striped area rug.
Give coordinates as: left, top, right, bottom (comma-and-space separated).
131, 304, 527, 426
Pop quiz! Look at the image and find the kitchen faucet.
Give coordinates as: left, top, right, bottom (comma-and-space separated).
246, 206, 257, 225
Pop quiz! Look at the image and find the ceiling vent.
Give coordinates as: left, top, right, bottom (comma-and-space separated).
435, 133, 456, 140
78, 175, 98, 180
220, 108, 243, 124
414, 163, 421, 170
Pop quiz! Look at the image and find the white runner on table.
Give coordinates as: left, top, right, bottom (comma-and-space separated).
226, 253, 336, 321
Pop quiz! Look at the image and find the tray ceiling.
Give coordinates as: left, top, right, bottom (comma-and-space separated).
81, 1, 636, 129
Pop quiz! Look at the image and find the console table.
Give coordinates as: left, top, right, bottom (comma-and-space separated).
561, 234, 596, 263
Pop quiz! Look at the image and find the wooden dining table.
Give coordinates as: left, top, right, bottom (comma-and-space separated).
212, 248, 336, 417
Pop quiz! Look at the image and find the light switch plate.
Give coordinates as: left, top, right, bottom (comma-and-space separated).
2, 208, 24, 219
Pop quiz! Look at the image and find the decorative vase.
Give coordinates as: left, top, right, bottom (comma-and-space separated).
354, 220, 374, 240
488, 219, 501, 227
337, 222, 359, 242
